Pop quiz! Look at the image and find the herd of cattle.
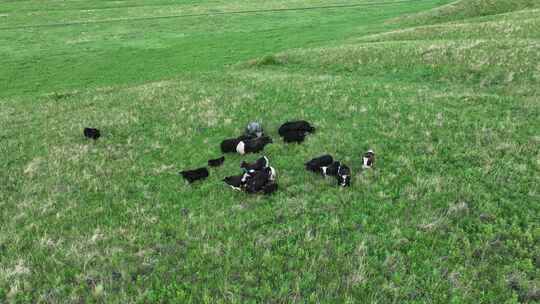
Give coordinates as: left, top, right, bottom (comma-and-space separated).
84, 120, 375, 196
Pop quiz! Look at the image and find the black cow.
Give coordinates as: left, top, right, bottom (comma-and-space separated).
305, 154, 334, 172
208, 156, 225, 167
84, 128, 101, 140
180, 167, 209, 184
278, 120, 315, 136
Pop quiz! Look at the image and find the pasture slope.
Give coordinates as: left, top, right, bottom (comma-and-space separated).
1, 0, 539, 302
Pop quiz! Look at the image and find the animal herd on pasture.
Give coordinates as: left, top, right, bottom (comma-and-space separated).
84, 120, 375, 196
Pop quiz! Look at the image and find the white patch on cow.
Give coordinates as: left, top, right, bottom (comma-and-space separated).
269, 167, 277, 181
363, 157, 370, 168
321, 167, 328, 176
230, 185, 242, 191
263, 156, 269, 167
363, 150, 374, 168
236, 141, 246, 155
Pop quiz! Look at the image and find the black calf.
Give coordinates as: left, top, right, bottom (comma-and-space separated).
208, 156, 225, 167
281, 130, 307, 143
84, 128, 101, 140
180, 167, 209, 184
336, 165, 351, 187
278, 120, 315, 136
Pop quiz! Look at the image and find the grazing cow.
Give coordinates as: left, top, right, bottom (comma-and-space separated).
84, 128, 101, 140
305, 155, 334, 172
208, 156, 225, 167
278, 120, 315, 136
236, 136, 273, 155
241, 156, 269, 172
320, 161, 341, 177
362, 150, 375, 169
336, 165, 351, 187
180, 167, 209, 184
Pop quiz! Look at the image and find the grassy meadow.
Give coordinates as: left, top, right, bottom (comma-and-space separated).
1, 0, 539, 302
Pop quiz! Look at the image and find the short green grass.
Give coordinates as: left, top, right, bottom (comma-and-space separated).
0, 0, 449, 97
1, 0, 539, 302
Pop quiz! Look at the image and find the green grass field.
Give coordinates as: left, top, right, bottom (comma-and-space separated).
1, 0, 539, 302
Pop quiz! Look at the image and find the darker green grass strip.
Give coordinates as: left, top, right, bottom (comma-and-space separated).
0, 0, 437, 31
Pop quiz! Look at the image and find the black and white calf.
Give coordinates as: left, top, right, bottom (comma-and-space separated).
220, 138, 241, 153
320, 161, 341, 177
180, 167, 209, 184
306, 155, 351, 187
223, 173, 250, 191
236, 136, 273, 155
243, 165, 276, 182
225, 156, 277, 194
336, 165, 351, 187
362, 150, 375, 169
220, 134, 256, 153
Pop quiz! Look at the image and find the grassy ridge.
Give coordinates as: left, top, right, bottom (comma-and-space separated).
392, 0, 540, 25
1, 0, 539, 302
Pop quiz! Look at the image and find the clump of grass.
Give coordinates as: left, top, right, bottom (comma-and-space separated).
48, 91, 77, 101
248, 54, 288, 67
